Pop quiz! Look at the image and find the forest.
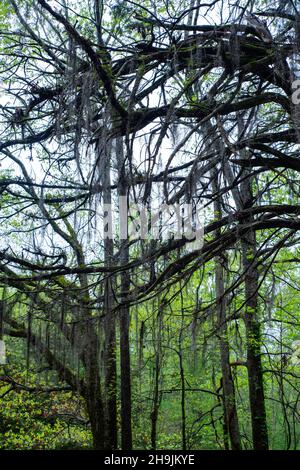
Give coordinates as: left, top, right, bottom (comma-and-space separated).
0, 0, 300, 452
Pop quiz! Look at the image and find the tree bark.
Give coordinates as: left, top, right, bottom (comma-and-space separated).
117, 137, 133, 450
84, 339, 106, 449
234, 117, 269, 450
150, 299, 163, 450
100, 135, 117, 449
241, 215, 269, 450
212, 168, 242, 451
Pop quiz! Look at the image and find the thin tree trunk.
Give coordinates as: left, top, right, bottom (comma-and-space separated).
216, 257, 242, 450
150, 353, 160, 450
178, 349, 186, 450
179, 287, 186, 451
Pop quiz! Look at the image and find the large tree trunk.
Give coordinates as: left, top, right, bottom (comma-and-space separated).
103, 272, 117, 449
94, 4, 117, 449
211, 115, 268, 450
241, 213, 269, 450
96, 124, 118, 449
117, 137, 133, 450
212, 168, 242, 451
119, 267, 132, 450
103, 156, 117, 450
84, 341, 106, 449
235, 117, 268, 450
